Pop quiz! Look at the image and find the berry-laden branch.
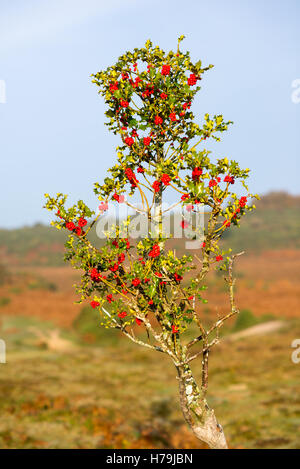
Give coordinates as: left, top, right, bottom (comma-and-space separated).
44, 36, 259, 449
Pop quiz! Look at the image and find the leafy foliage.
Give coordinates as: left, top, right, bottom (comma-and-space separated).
44, 36, 258, 362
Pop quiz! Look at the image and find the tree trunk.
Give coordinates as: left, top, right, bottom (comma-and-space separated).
176, 364, 228, 449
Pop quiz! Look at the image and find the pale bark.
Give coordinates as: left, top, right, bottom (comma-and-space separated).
176, 364, 228, 450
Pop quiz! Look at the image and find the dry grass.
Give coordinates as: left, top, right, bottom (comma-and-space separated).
0, 316, 299, 449
0, 249, 299, 449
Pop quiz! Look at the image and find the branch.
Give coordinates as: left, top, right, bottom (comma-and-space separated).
162, 201, 182, 213
207, 252, 244, 336
141, 313, 178, 361
122, 297, 179, 363
186, 337, 219, 364
186, 335, 203, 349
124, 201, 147, 214
121, 327, 164, 353
102, 307, 164, 354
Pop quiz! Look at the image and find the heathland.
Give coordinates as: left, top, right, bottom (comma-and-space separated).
0, 192, 299, 449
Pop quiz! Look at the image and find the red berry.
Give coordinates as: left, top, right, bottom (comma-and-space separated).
192, 167, 202, 181
152, 180, 161, 193
125, 136, 134, 146
187, 74, 197, 86
120, 100, 129, 108
118, 311, 127, 318
161, 64, 171, 76
132, 278, 141, 287
161, 174, 171, 185
149, 244, 160, 258
78, 217, 87, 227
66, 222, 75, 231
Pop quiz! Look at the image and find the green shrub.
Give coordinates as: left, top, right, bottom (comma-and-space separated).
72, 306, 120, 346
232, 309, 259, 332
27, 278, 57, 292
0, 297, 11, 307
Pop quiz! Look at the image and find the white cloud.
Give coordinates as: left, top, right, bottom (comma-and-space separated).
0, 0, 137, 54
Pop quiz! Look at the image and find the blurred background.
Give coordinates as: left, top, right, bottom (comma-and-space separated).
0, 0, 299, 449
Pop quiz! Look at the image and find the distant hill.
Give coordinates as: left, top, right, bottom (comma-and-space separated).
0, 192, 299, 266
221, 192, 300, 252
0, 224, 68, 266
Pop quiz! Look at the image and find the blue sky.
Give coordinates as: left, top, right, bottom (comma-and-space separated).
0, 0, 299, 228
